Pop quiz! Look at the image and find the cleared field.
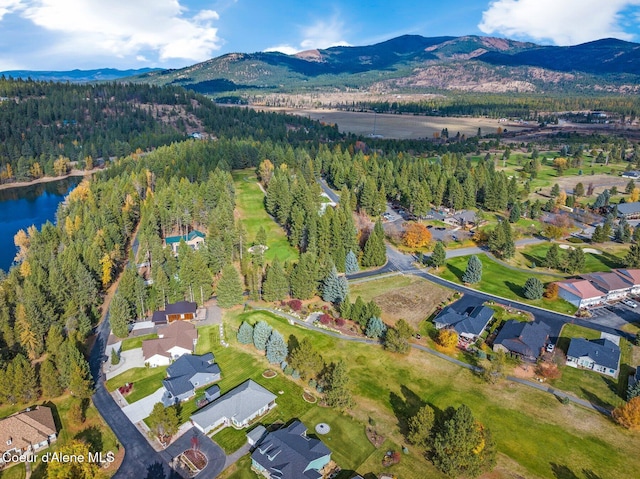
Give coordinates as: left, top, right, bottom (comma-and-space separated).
350, 274, 452, 327
233, 170, 298, 263
261, 108, 530, 139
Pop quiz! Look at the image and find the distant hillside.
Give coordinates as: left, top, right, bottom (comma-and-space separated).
127, 35, 640, 96
0, 68, 160, 83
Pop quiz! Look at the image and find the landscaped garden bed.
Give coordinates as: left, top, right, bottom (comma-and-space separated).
183, 449, 207, 471
302, 391, 317, 403
262, 369, 277, 378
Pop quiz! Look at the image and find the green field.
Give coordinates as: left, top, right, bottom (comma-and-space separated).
233, 170, 298, 262
438, 254, 577, 314
120, 333, 157, 352
513, 243, 626, 273
211, 309, 640, 479
105, 366, 168, 403
551, 324, 631, 410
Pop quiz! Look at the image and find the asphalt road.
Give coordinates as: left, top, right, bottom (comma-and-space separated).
317, 177, 340, 203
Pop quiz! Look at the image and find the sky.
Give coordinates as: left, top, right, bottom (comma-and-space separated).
0, 0, 639, 71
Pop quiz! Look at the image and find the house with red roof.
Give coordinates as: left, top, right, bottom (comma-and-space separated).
555, 279, 606, 309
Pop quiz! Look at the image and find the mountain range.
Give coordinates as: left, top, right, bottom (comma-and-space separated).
129, 35, 640, 96
0, 67, 160, 82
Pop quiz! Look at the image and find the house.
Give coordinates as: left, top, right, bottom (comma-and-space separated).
142, 321, 198, 367
493, 321, 550, 362
582, 272, 633, 301
251, 420, 331, 479
161, 353, 221, 406
164, 230, 205, 254
614, 269, 640, 295
191, 380, 277, 434
555, 279, 607, 308
433, 305, 494, 341
566, 338, 621, 378
0, 407, 57, 464
616, 201, 640, 220
151, 300, 197, 324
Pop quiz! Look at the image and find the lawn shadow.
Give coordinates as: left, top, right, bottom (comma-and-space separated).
447, 263, 465, 282
521, 252, 546, 268
74, 425, 103, 452
287, 334, 299, 354
505, 281, 523, 297
617, 364, 634, 398
596, 252, 623, 270
389, 385, 428, 436
583, 470, 603, 479
42, 401, 63, 436
579, 387, 614, 412
550, 463, 580, 479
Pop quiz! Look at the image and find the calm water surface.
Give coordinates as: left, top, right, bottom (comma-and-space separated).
0, 177, 82, 272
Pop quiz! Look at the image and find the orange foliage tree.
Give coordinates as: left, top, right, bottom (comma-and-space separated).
544, 283, 559, 299
613, 396, 640, 430
436, 329, 458, 350
403, 223, 432, 248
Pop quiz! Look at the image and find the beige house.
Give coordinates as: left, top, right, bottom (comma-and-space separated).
0, 407, 57, 464
142, 321, 198, 367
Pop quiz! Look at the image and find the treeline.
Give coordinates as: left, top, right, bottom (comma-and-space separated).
0, 78, 340, 183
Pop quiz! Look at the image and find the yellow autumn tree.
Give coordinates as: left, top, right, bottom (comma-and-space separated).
15, 304, 40, 360
29, 162, 43, 179
53, 156, 70, 176
100, 253, 113, 287
258, 159, 275, 186
436, 328, 458, 350
555, 190, 567, 207
631, 187, 640, 202
613, 396, 640, 430
13, 228, 30, 262
46, 440, 104, 479
403, 223, 432, 248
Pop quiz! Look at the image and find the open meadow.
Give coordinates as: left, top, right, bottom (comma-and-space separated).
206, 309, 640, 479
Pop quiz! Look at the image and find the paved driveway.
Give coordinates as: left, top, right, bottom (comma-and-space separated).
105, 348, 146, 380
588, 303, 639, 330
164, 427, 225, 478
122, 387, 166, 423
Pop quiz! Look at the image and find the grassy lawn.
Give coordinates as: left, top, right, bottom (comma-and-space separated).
0, 463, 26, 479
233, 170, 298, 263
105, 366, 167, 403
513, 243, 626, 273
438, 254, 577, 314
217, 455, 254, 479
120, 333, 157, 352
212, 426, 252, 455
551, 324, 631, 410
216, 309, 640, 479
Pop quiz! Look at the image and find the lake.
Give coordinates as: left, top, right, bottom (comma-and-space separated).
0, 177, 83, 272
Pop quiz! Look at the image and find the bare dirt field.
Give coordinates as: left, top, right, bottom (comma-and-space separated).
350, 275, 452, 328
254, 107, 532, 140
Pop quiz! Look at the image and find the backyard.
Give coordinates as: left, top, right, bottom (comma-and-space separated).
437, 254, 577, 314
233, 170, 298, 262
211, 309, 640, 479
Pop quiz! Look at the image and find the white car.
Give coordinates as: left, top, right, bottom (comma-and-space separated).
624, 300, 638, 308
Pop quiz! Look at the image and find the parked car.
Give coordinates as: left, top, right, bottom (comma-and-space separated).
546, 343, 555, 353
624, 300, 638, 308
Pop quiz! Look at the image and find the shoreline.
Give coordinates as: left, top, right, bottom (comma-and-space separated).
0, 169, 96, 191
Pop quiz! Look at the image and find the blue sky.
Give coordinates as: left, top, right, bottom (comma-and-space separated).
0, 0, 639, 71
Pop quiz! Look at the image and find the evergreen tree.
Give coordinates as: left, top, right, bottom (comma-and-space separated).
321, 266, 348, 304
574, 182, 585, 197
361, 220, 386, 267
262, 258, 289, 301
550, 184, 560, 197
407, 404, 435, 449
365, 316, 387, 339
634, 226, 640, 243
147, 403, 180, 440
544, 243, 562, 270
462, 255, 482, 283
566, 247, 586, 273
432, 405, 496, 477
13, 354, 39, 402
109, 291, 131, 338
430, 240, 447, 268
501, 220, 515, 259
289, 252, 318, 300
289, 337, 324, 379
616, 218, 632, 243
384, 319, 413, 353
216, 264, 244, 308
253, 321, 272, 351
345, 250, 359, 274
523, 277, 544, 299
255, 226, 267, 246
339, 295, 352, 319
266, 330, 288, 364
625, 243, 640, 268
40, 358, 63, 398
324, 360, 354, 410
237, 321, 254, 345
351, 296, 367, 326
592, 225, 606, 243
627, 179, 636, 194
68, 358, 93, 399
509, 203, 521, 223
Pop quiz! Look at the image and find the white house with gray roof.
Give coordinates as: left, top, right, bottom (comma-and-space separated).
190, 379, 277, 434
566, 338, 621, 378
161, 353, 221, 406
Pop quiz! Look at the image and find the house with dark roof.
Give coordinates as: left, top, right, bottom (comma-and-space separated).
191, 380, 277, 434
616, 201, 640, 219
566, 338, 621, 378
555, 279, 607, 308
165, 230, 205, 254
582, 272, 633, 301
493, 321, 550, 362
251, 420, 332, 479
142, 321, 198, 367
151, 300, 198, 324
161, 353, 220, 406
0, 407, 57, 464
433, 305, 494, 341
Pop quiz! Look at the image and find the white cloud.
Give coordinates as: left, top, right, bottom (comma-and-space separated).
479, 0, 640, 45
0, 0, 23, 20
17, 0, 221, 63
264, 44, 299, 55
300, 17, 350, 50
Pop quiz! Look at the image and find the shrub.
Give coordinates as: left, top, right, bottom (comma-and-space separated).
319, 314, 331, 325
335, 317, 345, 327
292, 370, 300, 379
308, 379, 317, 389
284, 365, 293, 375
288, 299, 302, 312
280, 361, 288, 370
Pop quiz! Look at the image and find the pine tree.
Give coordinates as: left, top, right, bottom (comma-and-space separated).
266, 330, 288, 364
262, 258, 289, 301
361, 220, 386, 267
40, 358, 63, 398
289, 338, 324, 379
501, 220, 515, 259
566, 247, 586, 273
345, 250, 359, 274
407, 404, 435, 449
321, 266, 348, 304
289, 252, 318, 300
255, 226, 267, 246
384, 319, 413, 353
339, 295, 352, 319
365, 316, 387, 339
544, 243, 562, 269
462, 255, 482, 283
430, 241, 446, 268
237, 321, 254, 345
592, 225, 606, 243
625, 243, 640, 268
109, 291, 131, 338
523, 277, 544, 299
351, 296, 367, 326
324, 360, 354, 410
253, 321, 272, 351
509, 203, 521, 223
216, 264, 244, 308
